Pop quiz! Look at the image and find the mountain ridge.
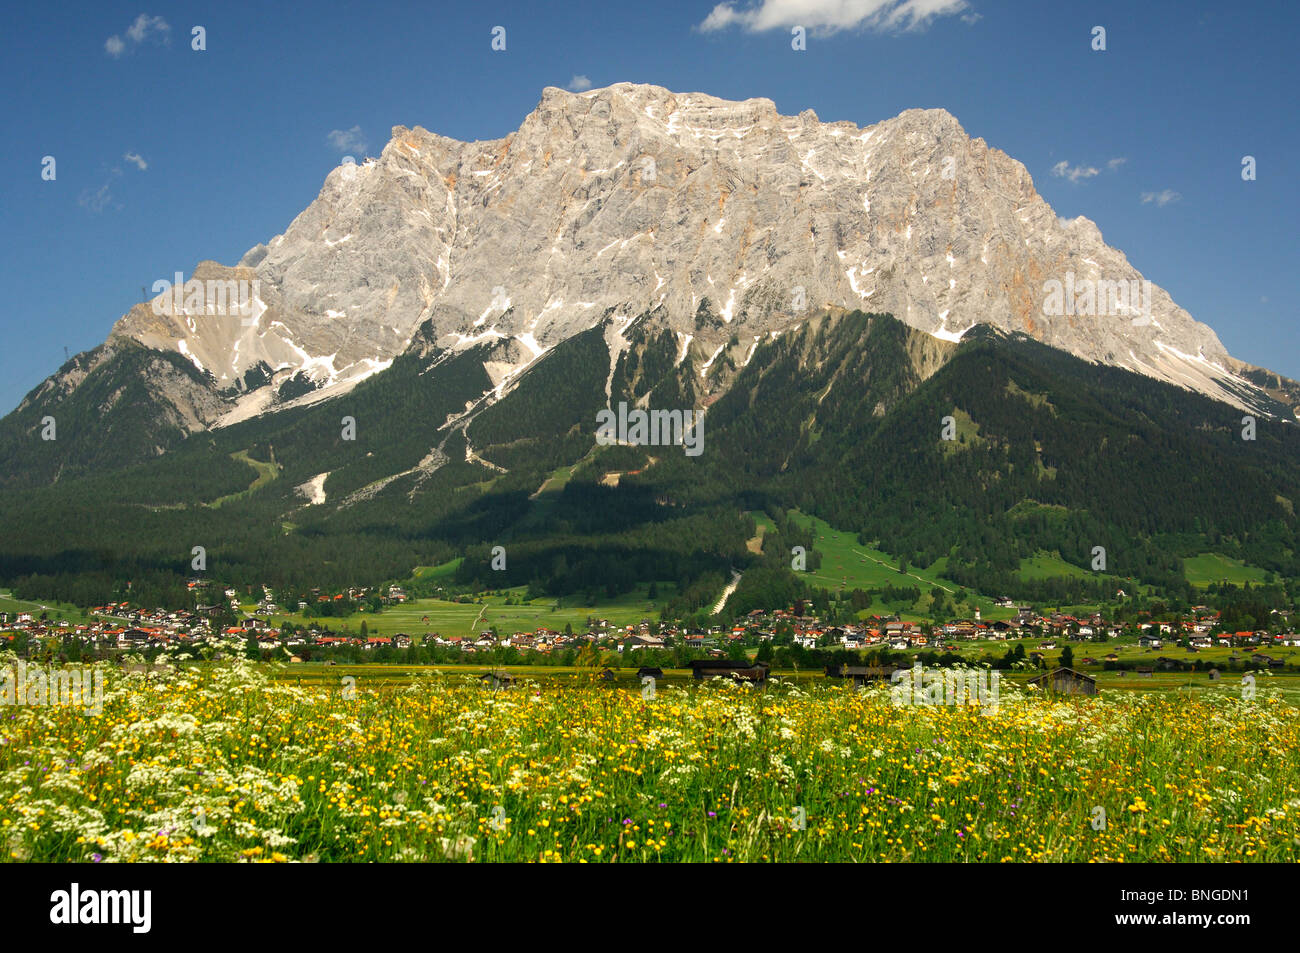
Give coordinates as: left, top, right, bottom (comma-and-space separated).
5, 82, 1298, 492
4, 309, 1298, 615
84, 83, 1300, 430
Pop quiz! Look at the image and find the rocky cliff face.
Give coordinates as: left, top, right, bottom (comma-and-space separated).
101, 83, 1297, 426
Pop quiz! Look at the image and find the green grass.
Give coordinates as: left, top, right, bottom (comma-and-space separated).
1183, 553, 1271, 587
260, 587, 666, 636
271, 658, 1300, 699
272, 662, 826, 689
1016, 551, 1094, 581
899, 634, 1300, 692
530, 460, 581, 499
1004, 380, 1054, 411
782, 510, 1014, 621
0, 590, 99, 624
206, 449, 280, 508
410, 559, 463, 583
748, 512, 775, 552
937, 407, 985, 455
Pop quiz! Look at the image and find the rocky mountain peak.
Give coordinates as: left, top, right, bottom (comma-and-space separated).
102, 82, 1293, 430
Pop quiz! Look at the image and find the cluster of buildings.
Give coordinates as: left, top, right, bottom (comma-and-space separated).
190, 582, 383, 617
4, 592, 1297, 664
0, 604, 215, 652
0, 605, 679, 659
724, 605, 1299, 654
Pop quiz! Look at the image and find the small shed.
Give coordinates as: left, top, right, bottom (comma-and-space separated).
480, 670, 515, 690
1027, 666, 1098, 696
636, 666, 664, 679
827, 664, 897, 687
687, 659, 769, 684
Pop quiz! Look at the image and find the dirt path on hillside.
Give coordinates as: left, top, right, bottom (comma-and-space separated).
711, 569, 742, 615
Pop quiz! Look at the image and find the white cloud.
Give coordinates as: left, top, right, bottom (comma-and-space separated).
566, 75, 593, 92
78, 180, 117, 214
699, 0, 973, 35
1141, 189, 1182, 207
79, 156, 145, 213
126, 14, 169, 44
1051, 160, 1100, 184
327, 126, 368, 154
105, 14, 170, 58
1050, 157, 1127, 185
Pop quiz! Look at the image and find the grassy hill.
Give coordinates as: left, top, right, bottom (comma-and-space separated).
1183, 552, 1272, 587
255, 587, 661, 635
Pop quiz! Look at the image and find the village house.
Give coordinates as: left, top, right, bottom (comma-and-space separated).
620, 634, 665, 652
117, 628, 152, 650
840, 629, 866, 649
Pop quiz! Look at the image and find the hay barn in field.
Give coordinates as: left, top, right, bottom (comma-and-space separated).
1028, 667, 1098, 695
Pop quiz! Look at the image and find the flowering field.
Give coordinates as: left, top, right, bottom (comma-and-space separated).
3, 651, 1298, 862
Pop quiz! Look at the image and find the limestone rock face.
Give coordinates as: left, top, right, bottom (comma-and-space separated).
107, 82, 1289, 421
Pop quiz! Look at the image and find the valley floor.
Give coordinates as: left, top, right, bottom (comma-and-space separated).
2, 655, 1295, 863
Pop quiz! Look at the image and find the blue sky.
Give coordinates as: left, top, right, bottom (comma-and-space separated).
1, 0, 1295, 414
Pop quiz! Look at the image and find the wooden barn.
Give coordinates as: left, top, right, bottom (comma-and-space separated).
687, 659, 770, 684
825, 664, 897, 687
1028, 666, 1098, 696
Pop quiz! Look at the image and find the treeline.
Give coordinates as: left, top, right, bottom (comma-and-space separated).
639, 313, 1300, 604
8, 568, 194, 613
1209, 581, 1291, 630
3, 310, 1300, 619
